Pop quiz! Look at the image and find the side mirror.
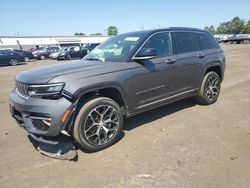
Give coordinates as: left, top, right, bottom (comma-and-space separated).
133, 48, 157, 61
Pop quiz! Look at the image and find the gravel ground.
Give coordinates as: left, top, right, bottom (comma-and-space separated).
0, 44, 250, 188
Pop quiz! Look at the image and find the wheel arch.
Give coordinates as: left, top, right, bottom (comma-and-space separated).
74, 85, 130, 116
203, 63, 224, 81
197, 63, 223, 91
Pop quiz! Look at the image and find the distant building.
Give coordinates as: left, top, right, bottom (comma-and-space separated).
0, 35, 109, 50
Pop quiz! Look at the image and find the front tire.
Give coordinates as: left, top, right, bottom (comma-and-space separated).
40, 55, 45, 60
66, 54, 71, 60
195, 71, 221, 105
73, 97, 123, 152
24, 57, 29, 62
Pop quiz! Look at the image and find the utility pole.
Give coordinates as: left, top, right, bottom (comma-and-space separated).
141, 23, 144, 30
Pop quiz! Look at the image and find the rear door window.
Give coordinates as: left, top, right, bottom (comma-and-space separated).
171, 32, 200, 55
142, 32, 172, 57
196, 33, 218, 50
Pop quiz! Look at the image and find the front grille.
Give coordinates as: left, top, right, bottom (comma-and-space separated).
16, 81, 29, 99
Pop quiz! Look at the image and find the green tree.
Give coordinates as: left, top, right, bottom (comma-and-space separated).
216, 17, 245, 34
242, 20, 250, 33
74, 32, 85, 36
230, 17, 244, 34
107, 26, 118, 36
204, 25, 216, 34
90, 33, 103, 36
217, 21, 231, 34
205, 17, 250, 34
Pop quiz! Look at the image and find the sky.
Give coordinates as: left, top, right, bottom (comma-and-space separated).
0, 0, 250, 36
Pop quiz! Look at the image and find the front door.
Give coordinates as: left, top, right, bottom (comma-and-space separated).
130, 32, 176, 109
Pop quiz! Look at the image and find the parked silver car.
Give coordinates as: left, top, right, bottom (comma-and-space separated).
49, 48, 66, 59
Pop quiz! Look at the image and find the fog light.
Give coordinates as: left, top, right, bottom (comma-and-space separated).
42, 120, 51, 126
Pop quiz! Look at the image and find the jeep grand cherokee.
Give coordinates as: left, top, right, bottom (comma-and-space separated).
10, 28, 225, 152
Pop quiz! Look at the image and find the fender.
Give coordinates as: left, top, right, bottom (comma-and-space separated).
72, 82, 132, 113
198, 62, 224, 89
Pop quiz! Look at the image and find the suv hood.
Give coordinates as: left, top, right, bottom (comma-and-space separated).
16, 60, 129, 84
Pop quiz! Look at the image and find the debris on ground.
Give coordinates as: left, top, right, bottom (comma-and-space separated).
230, 157, 239, 160
137, 174, 151, 178
28, 133, 77, 161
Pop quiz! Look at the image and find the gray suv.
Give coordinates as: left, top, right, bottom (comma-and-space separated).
10, 28, 225, 152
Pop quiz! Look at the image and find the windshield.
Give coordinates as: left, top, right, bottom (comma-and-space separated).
35, 47, 45, 51
83, 33, 146, 62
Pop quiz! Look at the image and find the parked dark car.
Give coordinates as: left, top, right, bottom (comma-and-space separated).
57, 43, 100, 60
57, 46, 88, 60
0, 50, 25, 66
10, 28, 225, 152
13, 49, 34, 62
32, 46, 61, 60
28, 46, 44, 52
83, 43, 100, 51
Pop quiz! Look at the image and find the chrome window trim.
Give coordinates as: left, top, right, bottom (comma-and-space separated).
132, 31, 173, 60
132, 30, 219, 60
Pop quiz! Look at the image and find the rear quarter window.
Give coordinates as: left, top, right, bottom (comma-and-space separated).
171, 32, 200, 55
196, 32, 218, 50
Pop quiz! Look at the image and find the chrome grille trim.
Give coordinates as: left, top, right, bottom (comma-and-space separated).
15, 81, 29, 99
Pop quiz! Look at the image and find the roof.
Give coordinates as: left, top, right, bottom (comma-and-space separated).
0, 35, 108, 38
120, 27, 205, 36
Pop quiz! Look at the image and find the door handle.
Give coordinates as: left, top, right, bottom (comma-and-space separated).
197, 53, 205, 58
165, 58, 176, 64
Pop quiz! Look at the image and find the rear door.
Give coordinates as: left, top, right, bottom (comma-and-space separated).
170, 31, 203, 93
195, 32, 221, 68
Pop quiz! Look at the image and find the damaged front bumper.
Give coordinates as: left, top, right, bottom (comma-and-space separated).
9, 91, 75, 137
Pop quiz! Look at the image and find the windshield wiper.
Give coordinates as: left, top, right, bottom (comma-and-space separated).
85, 58, 104, 61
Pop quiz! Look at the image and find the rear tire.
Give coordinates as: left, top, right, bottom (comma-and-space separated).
195, 71, 221, 105
9, 59, 18, 66
73, 97, 123, 152
40, 55, 45, 60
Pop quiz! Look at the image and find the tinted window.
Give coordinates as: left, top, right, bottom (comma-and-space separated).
141, 32, 172, 57
3, 50, 12, 55
69, 47, 75, 51
171, 32, 199, 54
196, 33, 218, 50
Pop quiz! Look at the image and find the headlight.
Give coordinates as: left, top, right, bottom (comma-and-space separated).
28, 83, 65, 97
